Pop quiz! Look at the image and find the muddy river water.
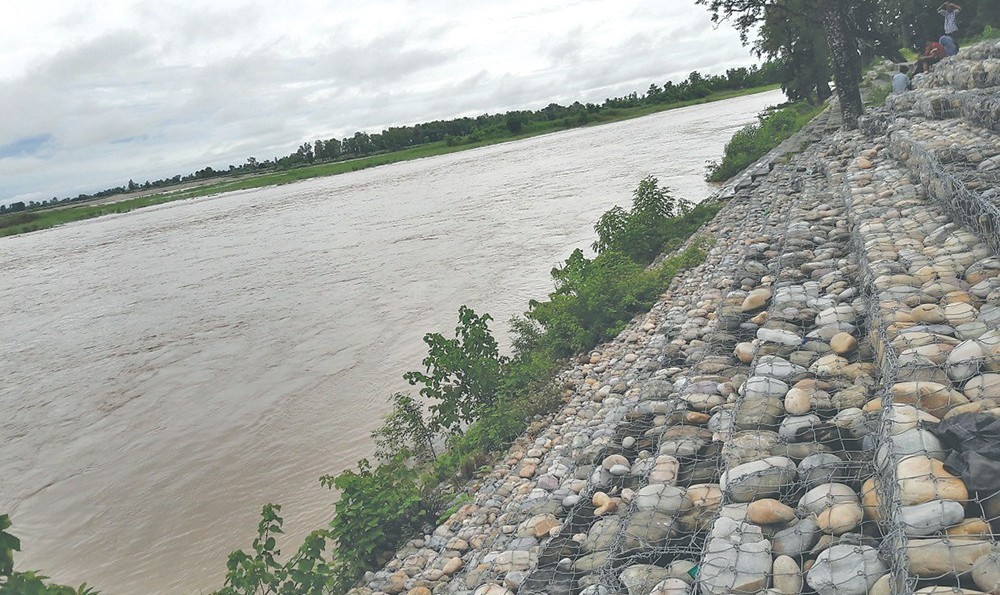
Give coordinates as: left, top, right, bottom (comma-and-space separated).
0, 89, 783, 593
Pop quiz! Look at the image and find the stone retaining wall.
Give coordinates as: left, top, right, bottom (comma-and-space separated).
352, 40, 1000, 595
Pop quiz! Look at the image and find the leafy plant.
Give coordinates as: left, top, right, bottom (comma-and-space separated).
0, 515, 98, 595
593, 176, 691, 262
372, 392, 437, 462
403, 306, 508, 437
215, 505, 332, 595
324, 457, 437, 592
706, 101, 824, 182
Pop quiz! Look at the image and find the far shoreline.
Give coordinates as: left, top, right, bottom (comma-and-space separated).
0, 84, 783, 239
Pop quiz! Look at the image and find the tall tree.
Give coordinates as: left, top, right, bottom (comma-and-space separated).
697, 0, 865, 129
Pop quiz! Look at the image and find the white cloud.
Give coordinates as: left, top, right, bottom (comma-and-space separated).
0, 0, 757, 204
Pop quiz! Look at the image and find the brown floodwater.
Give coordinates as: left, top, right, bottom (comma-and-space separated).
0, 90, 782, 593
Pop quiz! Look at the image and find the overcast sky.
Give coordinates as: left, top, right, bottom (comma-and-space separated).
0, 0, 758, 204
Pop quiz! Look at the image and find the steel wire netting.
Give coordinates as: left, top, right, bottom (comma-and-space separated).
505, 43, 1000, 595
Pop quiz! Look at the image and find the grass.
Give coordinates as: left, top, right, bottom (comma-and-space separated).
705, 100, 826, 183
963, 25, 1000, 44
2, 84, 781, 238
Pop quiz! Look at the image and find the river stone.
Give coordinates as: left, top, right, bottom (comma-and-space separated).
744, 376, 790, 399
832, 384, 869, 409
621, 509, 679, 552
746, 498, 796, 525
816, 502, 863, 535
734, 396, 785, 430
897, 455, 968, 505
816, 305, 857, 326
771, 517, 821, 557
830, 332, 858, 355
806, 544, 886, 595
912, 304, 947, 323
573, 551, 611, 573
784, 386, 815, 415
875, 427, 947, 468
619, 564, 672, 595
634, 484, 689, 514
742, 289, 772, 312
797, 453, 848, 489
884, 404, 940, 435
779, 414, 821, 442
721, 456, 797, 502
799, 483, 859, 515
946, 302, 979, 326
891, 381, 970, 419
649, 455, 680, 485
602, 454, 629, 471
772, 555, 803, 595
900, 499, 966, 536
965, 374, 1000, 401
948, 340, 987, 383
907, 538, 993, 577
649, 578, 692, 595
809, 354, 851, 378
972, 549, 1000, 594
754, 356, 806, 381
699, 536, 772, 594
581, 517, 622, 553
758, 328, 803, 346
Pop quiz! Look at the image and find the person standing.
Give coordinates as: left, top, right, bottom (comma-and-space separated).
938, 3, 961, 37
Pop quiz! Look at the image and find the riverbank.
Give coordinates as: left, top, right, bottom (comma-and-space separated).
350, 40, 1000, 595
0, 84, 779, 239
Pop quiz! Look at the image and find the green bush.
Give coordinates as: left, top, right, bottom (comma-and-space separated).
324, 457, 437, 592
216, 179, 719, 593
0, 515, 97, 595
215, 505, 332, 595
706, 101, 824, 182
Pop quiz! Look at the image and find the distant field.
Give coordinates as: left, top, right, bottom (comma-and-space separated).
0, 83, 781, 238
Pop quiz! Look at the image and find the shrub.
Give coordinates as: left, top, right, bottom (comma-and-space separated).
1, 515, 98, 595
324, 458, 437, 591
706, 101, 824, 182
215, 505, 332, 595
402, 306, 508, 439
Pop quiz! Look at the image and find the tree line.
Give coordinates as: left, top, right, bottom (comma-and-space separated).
704, 0, 1000, 128
1, 62, 784, 215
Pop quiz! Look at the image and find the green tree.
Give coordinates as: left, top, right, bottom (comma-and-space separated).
697, 0, 864, 128
403, 306, 508, 437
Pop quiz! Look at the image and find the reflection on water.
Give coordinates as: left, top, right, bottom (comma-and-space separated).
0, 90, 782, 593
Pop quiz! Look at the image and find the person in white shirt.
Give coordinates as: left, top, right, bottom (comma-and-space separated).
938, 2, 961, 36
892, 65, 912, 94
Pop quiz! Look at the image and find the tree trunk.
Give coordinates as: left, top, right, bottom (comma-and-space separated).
820, 1, 864, 129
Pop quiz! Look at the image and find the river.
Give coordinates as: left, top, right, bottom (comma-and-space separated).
0, 89, 783, 593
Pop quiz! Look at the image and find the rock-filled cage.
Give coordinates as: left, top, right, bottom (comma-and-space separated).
354, 40, 1000, 595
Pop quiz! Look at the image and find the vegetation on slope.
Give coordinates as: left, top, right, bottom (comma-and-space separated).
213, 177, 718, 593
705, 101, 826, 182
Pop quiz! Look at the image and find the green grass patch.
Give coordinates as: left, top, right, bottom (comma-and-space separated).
964, 25, 1000, 44
705, 101, 826, 183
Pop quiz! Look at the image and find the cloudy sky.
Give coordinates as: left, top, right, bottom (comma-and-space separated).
0, 0, 758, 204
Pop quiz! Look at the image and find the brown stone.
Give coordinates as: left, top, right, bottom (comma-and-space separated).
746, 498, 796, 525
897, 456, 968, 506
816, 502, 863, 535
891, 381, 971, 419
830, 332, 858, 355
907, 538, 992, 577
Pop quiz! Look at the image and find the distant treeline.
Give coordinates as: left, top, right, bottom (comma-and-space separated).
1, 62, 784, 215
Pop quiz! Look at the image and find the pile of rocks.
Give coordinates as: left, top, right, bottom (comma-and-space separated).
352, 40, 1000, 595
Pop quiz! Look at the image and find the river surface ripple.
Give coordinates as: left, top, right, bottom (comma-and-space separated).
0, 90, 783, 593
